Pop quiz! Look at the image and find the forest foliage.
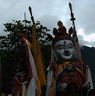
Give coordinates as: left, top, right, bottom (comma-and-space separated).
0, 20, 51, 92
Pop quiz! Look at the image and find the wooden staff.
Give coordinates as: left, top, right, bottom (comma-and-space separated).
29, 6, 35, 25
28, 6, 46, 96
69, 2, 83, 70
69, 2, 77, 38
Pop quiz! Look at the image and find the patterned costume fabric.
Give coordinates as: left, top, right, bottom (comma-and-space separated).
54, 60, 85, 96
11, 38, 32, 96
15, 39, 32, 81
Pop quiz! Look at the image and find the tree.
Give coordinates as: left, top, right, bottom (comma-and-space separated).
0, 20, 51, 93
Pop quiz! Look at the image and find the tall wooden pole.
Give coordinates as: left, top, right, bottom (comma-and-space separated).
29, 6, 35, 24
69, 2, 84, 74
24, 12, 26, 26
69, 2, 82, 60
28, 6, 46, 96
69, 2, 77, 39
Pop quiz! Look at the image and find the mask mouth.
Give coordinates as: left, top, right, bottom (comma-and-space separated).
64, 50, 71, 56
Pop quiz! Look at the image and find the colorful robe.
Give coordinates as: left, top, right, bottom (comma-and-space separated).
46, 60, 86, 96
11, 38, 40, 96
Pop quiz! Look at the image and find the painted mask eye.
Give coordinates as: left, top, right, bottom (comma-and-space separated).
56, 46, 64, 50
67, 44, 73, 49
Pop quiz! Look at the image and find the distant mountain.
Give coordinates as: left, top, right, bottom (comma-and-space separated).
81, 45, 95, 87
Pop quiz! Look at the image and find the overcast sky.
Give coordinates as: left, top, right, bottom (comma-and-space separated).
0, 0, 95, 47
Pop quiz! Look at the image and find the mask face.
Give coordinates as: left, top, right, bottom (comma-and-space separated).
54, 40, 76, 60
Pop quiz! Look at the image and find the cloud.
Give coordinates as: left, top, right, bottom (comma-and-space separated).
78, 28, 95, 46
0, 0, 95, 46
73, 0, 95, 34
39, 15, 59, 31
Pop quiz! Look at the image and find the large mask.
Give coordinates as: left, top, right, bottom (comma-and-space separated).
54, 39, 76, 61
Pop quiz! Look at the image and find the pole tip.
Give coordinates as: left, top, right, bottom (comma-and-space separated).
28, 6, 32, 16
69, 2, 71, 7
29, 6, 31, 11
